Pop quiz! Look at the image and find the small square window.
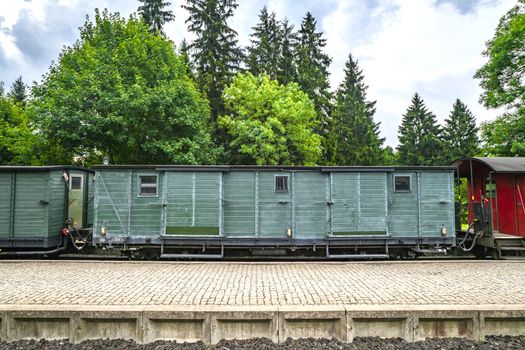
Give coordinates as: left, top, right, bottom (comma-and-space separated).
394, 175, 411, 192
70, 176, 82, 190
139, 175, 158, 197
275, 175, 288, 193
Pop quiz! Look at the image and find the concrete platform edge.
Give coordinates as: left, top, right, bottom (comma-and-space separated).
0, 304, 524, 344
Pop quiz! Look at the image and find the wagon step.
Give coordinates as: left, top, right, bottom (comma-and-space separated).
325, 253, 390, 259
325, 242, 389, 260
160, 243, 224, 259
495, 238, 525, 259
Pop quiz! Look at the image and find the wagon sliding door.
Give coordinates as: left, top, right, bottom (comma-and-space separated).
0, 173, 13, 241
164, 172, 222, 236
330, 172, 388, 236
259, 172, 292, 238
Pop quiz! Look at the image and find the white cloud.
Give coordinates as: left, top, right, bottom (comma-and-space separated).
322, 0, 514, 147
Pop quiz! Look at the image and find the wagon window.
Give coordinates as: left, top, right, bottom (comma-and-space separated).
394, 175, 411, 192
275, 175, 288, 193
139, 175, 158, 197
70, 176, 83, 190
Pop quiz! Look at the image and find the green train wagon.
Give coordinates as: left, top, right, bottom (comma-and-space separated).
0, 166, 93, 254
92, 165, 455, 259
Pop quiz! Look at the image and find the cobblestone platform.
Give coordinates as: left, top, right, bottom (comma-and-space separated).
0, 260, 524, 306
1, 260, 525, 343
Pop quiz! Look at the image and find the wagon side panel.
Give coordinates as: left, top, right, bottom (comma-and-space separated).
130, 171, 162, 236
0, 172, 13, 240
223, 171, 256, 237
164, 171, 221, 236
420, 171, 455, 238
94, 170, 131, 237
11, 172, 49, 238
47, 170, 67, 238
294, 171, 327, 238
387, 171, 419, 237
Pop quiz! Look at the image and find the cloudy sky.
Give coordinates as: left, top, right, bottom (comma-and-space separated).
0, 0, 515, 146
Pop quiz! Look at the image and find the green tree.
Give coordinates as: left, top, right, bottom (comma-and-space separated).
277, 18, 298, 85
246, 7, 281, 80
475, 0, 525, 111
0, 96, 39, 165
327, 54, 384, 165
382, 146, 398, 165
183, 0, 243, 122
480, 113, 525, 156
442, 99, 479, 162
397, 93, 443, 165
218, 73, 321, 165
7, 76, 27, 105
295, 12, 332, 132
32, 9, 216, 165
474, 0, 525, 156
137, 0, 175, 35
178, 38, 194, 79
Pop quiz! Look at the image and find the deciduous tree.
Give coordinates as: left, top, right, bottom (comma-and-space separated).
32, 9, 216, 165
475, 0, 525, 156
218, 73, 321, 165
0, 96, 38, 165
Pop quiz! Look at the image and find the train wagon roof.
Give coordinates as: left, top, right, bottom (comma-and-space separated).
452, 157, 525, 174
0, 165, 93, 173
91, 164, 456, 172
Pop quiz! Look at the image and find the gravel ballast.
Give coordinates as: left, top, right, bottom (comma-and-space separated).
1, 337, 525, 350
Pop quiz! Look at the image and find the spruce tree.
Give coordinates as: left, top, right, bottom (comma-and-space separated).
246, 7, 281, 79
7, 76, 27, 105
328, 54, 384, 165
178, 39, 194, 79
277, 18, 298, 85
295, 12, 332, 136
397, 93, 443, 165
442, 99, 479, 162
138, 0, 175, 35
183, 0, 243, 123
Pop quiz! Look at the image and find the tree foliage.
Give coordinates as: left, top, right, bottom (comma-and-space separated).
32, 9, 216, 165
475, 0, 525, 157
178, 39, 194, 79
0, 95, 39, 165
218, 73, 321, 165
397, 93, 443, 165
480, 113, 525, 156
475, 0, 525, 110
277, 19, 298, 85
246, 7, 281, 80
442, 99, 479, 162
327, 54, 384, 165
7, 76, 28, 105
183, 0, 243, 121
295, 13, 332, 125
137, 0, 175, 35
246, 8, 298, 86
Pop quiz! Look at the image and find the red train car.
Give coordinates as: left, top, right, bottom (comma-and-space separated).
452, 157, 525, 258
